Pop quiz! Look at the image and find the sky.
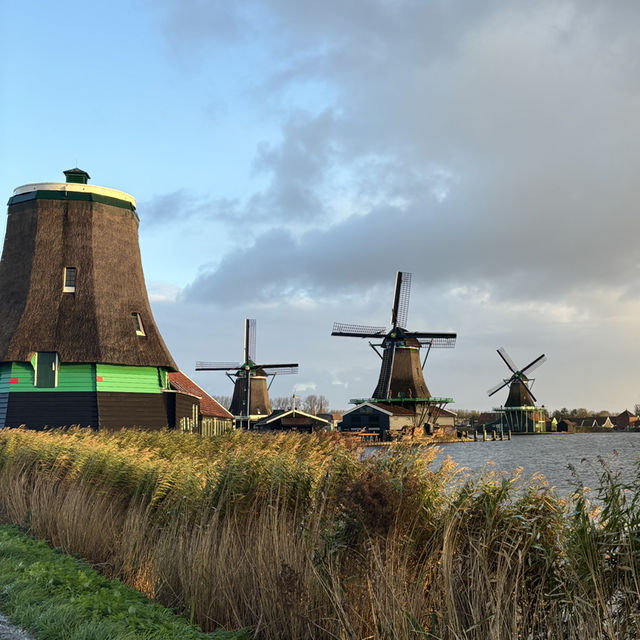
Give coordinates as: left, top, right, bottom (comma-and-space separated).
1, 0, 639, 412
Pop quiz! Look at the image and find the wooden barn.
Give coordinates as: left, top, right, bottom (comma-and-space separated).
613, 409, 639, 431
254, 409, 330, 433
0, 169, 196, 430
340, 402, 416, 440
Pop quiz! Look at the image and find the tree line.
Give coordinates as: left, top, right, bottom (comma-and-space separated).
456, 407, 640, 420
214, 394, 334, 415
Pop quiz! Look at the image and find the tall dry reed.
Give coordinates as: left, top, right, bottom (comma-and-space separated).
0, 428, 637, 639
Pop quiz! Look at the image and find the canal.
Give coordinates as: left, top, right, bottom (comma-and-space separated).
432, 432, 640, 497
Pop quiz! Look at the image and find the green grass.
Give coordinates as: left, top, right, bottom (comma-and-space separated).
0, 526, 248, 640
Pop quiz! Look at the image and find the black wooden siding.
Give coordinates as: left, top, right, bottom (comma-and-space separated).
1, 391, 200, 431
4, 392, 99, 429
340, 407, 390, 434
97, 392, 169, 430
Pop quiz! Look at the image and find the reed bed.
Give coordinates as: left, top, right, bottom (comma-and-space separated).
0, 428, 637, 639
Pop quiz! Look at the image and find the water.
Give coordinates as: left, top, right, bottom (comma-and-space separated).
432, 433, 640, 497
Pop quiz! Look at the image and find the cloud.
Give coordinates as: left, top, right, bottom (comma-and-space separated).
139, 190, 241, 226
153, 0, 640, 410
162, 0, 640, 311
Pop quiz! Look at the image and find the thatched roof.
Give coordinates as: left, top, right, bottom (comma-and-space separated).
373, 342, 430, 400
0, 193, 177, 369
504, 378, 536, 407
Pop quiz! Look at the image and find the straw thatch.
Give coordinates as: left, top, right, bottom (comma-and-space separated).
0, 196, 176, 369
229, 369, 272, 418
373, 338, 430, 400
504, 377, 535, 407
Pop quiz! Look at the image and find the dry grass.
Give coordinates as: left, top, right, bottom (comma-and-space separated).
0, 428, 637, 639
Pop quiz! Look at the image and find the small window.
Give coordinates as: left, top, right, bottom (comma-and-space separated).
132, 312, 145, 336
63, 267, 77, 293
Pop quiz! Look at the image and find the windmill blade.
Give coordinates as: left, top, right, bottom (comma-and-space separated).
331, 322, 387, 337
196, 361, 242, 371
487, 378, 511, 397
373, 344, 396, 399
497, 347, 518, 373
262, 365, 299, 375
391, 271, 412, 329
520, 353, 547, 377
525, 384, 537, 404
409, 332, 457, 348
244, 318, 256, 362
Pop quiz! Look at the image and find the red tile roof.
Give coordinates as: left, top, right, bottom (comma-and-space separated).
168, 372, 233, 419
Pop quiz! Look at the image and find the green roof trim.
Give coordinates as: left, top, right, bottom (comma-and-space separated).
8, 190, 138, 216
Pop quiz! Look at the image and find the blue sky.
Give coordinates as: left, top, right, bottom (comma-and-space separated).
2, 0, 640, 412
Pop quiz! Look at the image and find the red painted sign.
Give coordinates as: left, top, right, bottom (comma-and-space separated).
96, 376, 103, 382
9, 378, 18, 384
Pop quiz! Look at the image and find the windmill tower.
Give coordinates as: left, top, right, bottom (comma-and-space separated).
196, 319, 298, 429
331, 272, 456, 430
0, 169, 196, 430
487, 347, 547, 433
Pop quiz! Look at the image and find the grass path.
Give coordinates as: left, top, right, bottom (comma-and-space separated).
0, 526, 248, 640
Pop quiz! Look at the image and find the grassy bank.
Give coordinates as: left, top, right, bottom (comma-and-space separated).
0, 525, 246, 639
0, 428, 637, 639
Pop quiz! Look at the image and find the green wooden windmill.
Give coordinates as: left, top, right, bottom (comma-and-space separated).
0, 169, 196, 429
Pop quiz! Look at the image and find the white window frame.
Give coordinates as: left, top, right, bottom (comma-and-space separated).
63, 267, 77, 293
132, 312, 146, 336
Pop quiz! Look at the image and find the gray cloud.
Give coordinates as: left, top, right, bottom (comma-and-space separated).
164, 0, 640, 309
155, 0, 640, 410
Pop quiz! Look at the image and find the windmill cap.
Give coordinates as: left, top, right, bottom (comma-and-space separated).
11, 175, 137, 210
63, 168, 91, 184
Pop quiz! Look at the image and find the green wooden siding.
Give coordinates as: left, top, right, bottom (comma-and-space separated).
96, 364, 164, 394
0, 363, 11, 394
4, 362, 166, 394
8, 362, 96, 393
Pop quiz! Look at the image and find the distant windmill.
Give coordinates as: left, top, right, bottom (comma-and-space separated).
487, 347, 547, 405
487, 347, 547, 433
331, 271, 456, 402
196, 319, 298, 429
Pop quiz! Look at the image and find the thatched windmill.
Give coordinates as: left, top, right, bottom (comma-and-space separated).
487, 347, 547, 433
331, 271, 456, 430
196, 319, 298, 428
0, 169, 196, 430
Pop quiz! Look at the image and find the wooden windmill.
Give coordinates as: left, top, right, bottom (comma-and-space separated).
332, 272, 456, 430
196, 319, 298, 429
487, 347, 547, 433
0, 169, 197, 430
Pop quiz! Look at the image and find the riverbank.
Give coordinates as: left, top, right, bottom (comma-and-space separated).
0, 428, 638, 639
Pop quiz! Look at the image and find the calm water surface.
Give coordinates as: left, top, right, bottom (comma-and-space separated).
431, 433, 640, 496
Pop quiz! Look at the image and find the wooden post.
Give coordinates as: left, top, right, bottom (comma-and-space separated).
482, 428, 487, 441
508, 430, 512, 440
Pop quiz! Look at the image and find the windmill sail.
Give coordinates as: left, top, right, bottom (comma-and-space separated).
244, 319, 256, 362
